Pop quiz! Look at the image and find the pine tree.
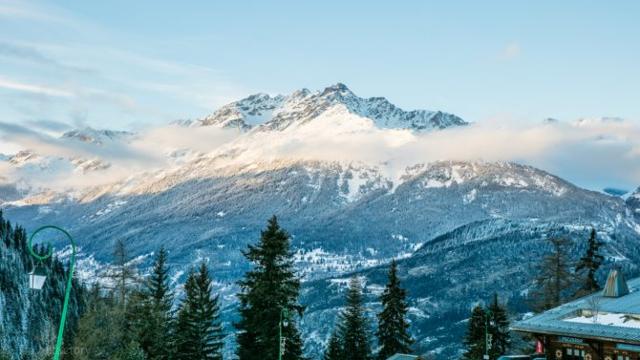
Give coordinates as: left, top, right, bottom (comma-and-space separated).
339, 277, 372, 360
175, 271, 198, 359
530, 237, 574, 311
487, 294, 510, 358
133, 247, 174, 360
462, 305, 486, 360
115, 341, 147, 360
175, 262, 224, 360
574, 228, 604, 297
376, 260, 413, 360
73, 293, 127, 360
235, 216, 305, 360
324, 330, 344, 360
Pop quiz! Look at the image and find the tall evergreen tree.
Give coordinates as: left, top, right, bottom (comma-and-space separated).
574, 229, 604, 297
133, 247, 174, 360
235, 216, 304, 360
339, 277, 372, 360
487, 294, 510, 358
462, 305, 486, 360
175, 262, 224, 360
530, 237, 574, 312
324, 330, 344, 360
375, 260, 413, 360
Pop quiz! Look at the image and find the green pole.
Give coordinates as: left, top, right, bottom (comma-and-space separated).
484, 308, 492, 360
28, 225, 76, 360
485, 316, 488, 360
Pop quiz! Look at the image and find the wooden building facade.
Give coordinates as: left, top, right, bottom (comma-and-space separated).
512, 270, 640, 360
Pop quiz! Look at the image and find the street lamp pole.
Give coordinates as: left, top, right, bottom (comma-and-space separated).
484, 308, 493, 360
27, 225, 76, 360
278, 308, 289, 360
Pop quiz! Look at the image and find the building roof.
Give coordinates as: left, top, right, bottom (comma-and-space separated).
512, 276, 640, 344
387, 354, 420, 360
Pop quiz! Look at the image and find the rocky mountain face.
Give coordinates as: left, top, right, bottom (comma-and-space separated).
192, 83, 467, 132
1, 84, 639, 359
627, 186, 640, 221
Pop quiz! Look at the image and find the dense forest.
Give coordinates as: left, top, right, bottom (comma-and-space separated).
0, 211, 85, 359
0, 211, 608, 360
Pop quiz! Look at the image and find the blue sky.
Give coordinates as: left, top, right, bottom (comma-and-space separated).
0, 0, 639, 131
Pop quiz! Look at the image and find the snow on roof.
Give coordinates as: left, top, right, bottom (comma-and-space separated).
565, 311, 640, 329
512, 276, 640, 343
387, 355, 420, 360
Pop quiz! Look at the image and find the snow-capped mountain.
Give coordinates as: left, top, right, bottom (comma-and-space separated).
194, 83, 467, 132
4, 158, 640, 358
1, 84, 639, 359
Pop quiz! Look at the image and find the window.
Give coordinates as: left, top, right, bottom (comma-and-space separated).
564, 347, 585, 360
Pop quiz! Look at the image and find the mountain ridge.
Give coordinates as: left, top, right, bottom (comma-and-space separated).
193, 83, 467, 132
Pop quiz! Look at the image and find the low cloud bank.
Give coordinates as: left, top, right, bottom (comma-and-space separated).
229, 116, 640, 191
0, 117, 639, 193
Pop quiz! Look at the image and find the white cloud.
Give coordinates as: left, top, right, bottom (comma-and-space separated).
0, 123, 241, 190
131, 124, 239, 155
0, 0, 65, 23
210, 114, 640, 191
0, 77, 74, 97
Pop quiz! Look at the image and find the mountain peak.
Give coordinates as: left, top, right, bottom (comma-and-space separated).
320, 82, 354, 97
197, 84, 467, 132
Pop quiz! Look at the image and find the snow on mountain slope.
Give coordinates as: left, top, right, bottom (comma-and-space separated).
198, 93, 286, 130
193, 83, 467, 132
628, 186, 640, 220
4, 159, 635, 271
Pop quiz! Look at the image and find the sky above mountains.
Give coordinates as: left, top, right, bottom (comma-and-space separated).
1, 0, 639, 131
